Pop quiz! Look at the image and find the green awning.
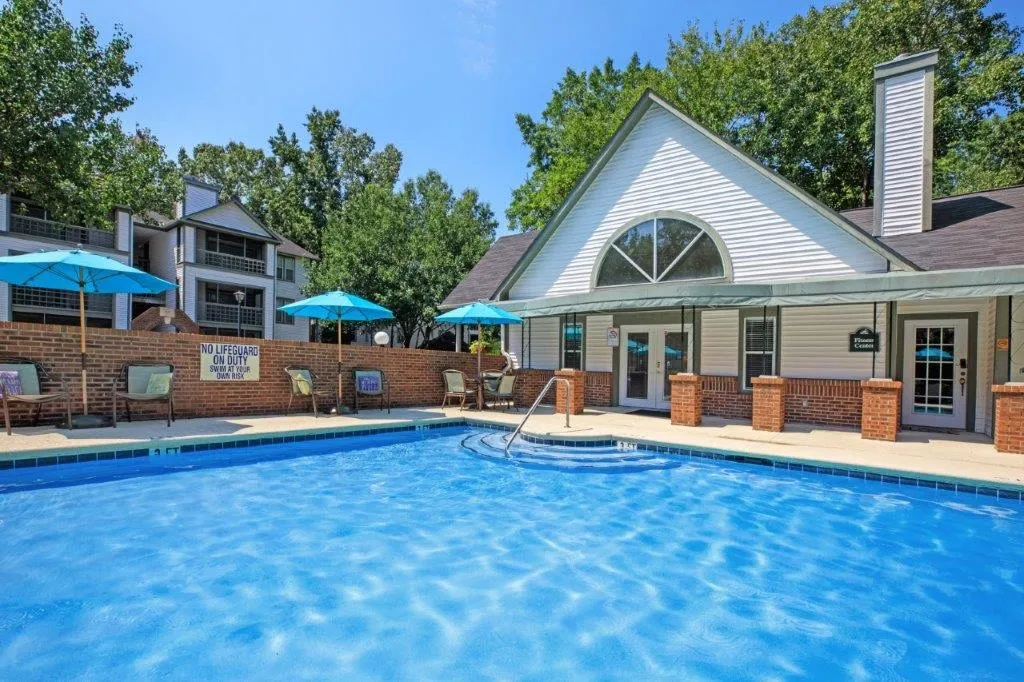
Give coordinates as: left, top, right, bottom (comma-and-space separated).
496, 265, 1024, 318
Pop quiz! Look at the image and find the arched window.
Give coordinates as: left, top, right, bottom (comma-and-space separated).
595, 217, 727, 287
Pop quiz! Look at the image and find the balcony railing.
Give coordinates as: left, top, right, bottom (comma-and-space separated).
11, 286, 113, 314
198, 302, 264, 328
9, 214, 116, 250
196, 248, 266, 275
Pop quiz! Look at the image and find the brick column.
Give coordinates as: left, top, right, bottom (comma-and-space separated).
751, 376, 786, 432
993, 383, 1024, 454
860, 378, 902, 441
554, 369, 585, 415
670, 373, 702, 426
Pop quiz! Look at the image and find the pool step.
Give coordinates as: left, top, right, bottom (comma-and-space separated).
461, 432, 681, 473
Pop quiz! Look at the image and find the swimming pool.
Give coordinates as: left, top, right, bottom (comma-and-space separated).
0, 426, 1021, 680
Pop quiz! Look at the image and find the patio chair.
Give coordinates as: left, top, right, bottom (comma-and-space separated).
0, 358, 72, 435
353, 368, 390, 414
484, 373, 518, 411
441, 369, 476, 410
284, 366, 331, 417
112, 362, 175, 427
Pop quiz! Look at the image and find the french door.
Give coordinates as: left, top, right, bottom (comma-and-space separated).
901, 319, 969, 429
619, 325, 693, 410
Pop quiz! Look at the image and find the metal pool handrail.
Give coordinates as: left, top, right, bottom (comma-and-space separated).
504, 376, 571, 455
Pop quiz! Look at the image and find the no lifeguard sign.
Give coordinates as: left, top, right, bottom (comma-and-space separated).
200, 343, 261, 381
848, 327, 880, 353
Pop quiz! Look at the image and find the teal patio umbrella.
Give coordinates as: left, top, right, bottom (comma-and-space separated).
278, 291, 394, 412
436, 302, 523, 407
0, 249, 176, 422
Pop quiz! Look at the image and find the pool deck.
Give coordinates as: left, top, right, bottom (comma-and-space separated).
1, 406, 1022, 490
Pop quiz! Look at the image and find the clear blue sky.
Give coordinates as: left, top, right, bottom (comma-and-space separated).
67, 0, 1023, 234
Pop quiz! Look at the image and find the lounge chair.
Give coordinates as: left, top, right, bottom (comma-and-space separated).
442, 369, 476, 410
285, 366, 331, 417
0, 358, 72, 435
112, 362, 175, 427
484, 373, 518, 411
353, 368, 390, 414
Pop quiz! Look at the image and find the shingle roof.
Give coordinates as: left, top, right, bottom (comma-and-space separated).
442, 231, 539, 307
276, 234, 318, 260
842, 185, 1024, 270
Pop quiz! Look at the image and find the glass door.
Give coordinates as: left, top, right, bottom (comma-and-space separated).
657, 329, 690, 409
623, 330, 650, 405
901, 319, 968, 429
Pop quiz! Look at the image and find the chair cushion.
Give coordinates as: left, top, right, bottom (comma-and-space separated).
0, 363, 39, 396
288, 369, 313, 396
0, 370, 23, 396
128, 365, 172, 394
355, 371, 383, 394
145, 372, 172, 396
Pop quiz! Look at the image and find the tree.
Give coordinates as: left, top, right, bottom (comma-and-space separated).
0, 0, 137, 222
270, 108, 402, 262
83, 126, 179, 223
318, 171, 495, 347
507, 0, 1024, 228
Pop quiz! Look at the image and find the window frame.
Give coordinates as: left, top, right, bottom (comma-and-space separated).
276, 254, 296, 282
561, 318, 585, 370
276, 297, 295, 325
741, 313, 778, 391
591, 212, 732, 290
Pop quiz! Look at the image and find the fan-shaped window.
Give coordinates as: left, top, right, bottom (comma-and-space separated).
595, 217, 726, 287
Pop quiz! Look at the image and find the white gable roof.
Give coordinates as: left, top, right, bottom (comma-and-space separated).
187, 201, 277, 240
504, 92, 914, 301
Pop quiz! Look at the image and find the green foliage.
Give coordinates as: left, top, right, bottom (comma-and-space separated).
0, 0, 173, 224
508, 0, 1024, 230
318, 171, 495, 347
469, 333, 501, 356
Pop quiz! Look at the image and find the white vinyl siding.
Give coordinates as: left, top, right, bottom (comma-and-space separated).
699, 309, 738, 375
190, 203, 274, 239
897, 298, 996, 434
509, 106, 888, 300
183, 183, 218, 216
878, 70, 927, 236
781, 304, 887, 380
525, 317, 560, 370
585, 314, 614, 372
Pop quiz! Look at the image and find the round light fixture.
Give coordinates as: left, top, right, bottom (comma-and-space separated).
373, 331, 390, 346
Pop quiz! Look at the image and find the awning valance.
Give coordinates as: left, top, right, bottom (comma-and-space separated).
495, 265, 1024, 318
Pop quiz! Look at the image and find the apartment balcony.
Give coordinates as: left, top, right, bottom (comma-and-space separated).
196, 248, 267, 275
198, 301, 264, 329
11, 285, 113, 316
9, 214, 116, 250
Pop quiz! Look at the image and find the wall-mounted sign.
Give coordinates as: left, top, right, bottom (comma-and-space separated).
607, 327, 620, 348
849, 327, 880, 353
200, 343, 260, 381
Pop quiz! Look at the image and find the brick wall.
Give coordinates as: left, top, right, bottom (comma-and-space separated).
511, 369, 555, 409
992, 383, 1024, 453
585, 371, 612, 407
702, 375, 862, 428
701, 375, 752, 420
785, 378, 862, 429
0, 322, 503, 425
861, 379, 902, 442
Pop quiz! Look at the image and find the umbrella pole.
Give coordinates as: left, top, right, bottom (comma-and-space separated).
337, 318, 343, 415
477, 322, 483, 409
78, 285, 88, 414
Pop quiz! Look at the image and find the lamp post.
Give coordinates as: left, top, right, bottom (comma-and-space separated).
233, 289, 245, 337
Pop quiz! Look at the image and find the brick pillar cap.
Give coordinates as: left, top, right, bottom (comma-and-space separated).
555, 368, 585, 376
861, 378, 902, 389
992, 382, 1024, 394
669, 373, 701, 383
751, 376, 786, 386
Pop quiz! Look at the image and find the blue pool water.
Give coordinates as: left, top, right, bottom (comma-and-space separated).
0, 427, 1022, 680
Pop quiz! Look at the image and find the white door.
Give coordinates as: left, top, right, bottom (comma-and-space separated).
902, 319, 969, 429
619, 325, 692, 410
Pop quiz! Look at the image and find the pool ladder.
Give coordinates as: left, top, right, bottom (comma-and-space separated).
504, 376, 571, 455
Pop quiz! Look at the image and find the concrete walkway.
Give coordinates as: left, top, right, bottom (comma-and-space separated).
1, 406, 1022, 489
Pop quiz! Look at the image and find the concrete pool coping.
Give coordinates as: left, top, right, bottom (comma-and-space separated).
0, 406, 1022, 495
